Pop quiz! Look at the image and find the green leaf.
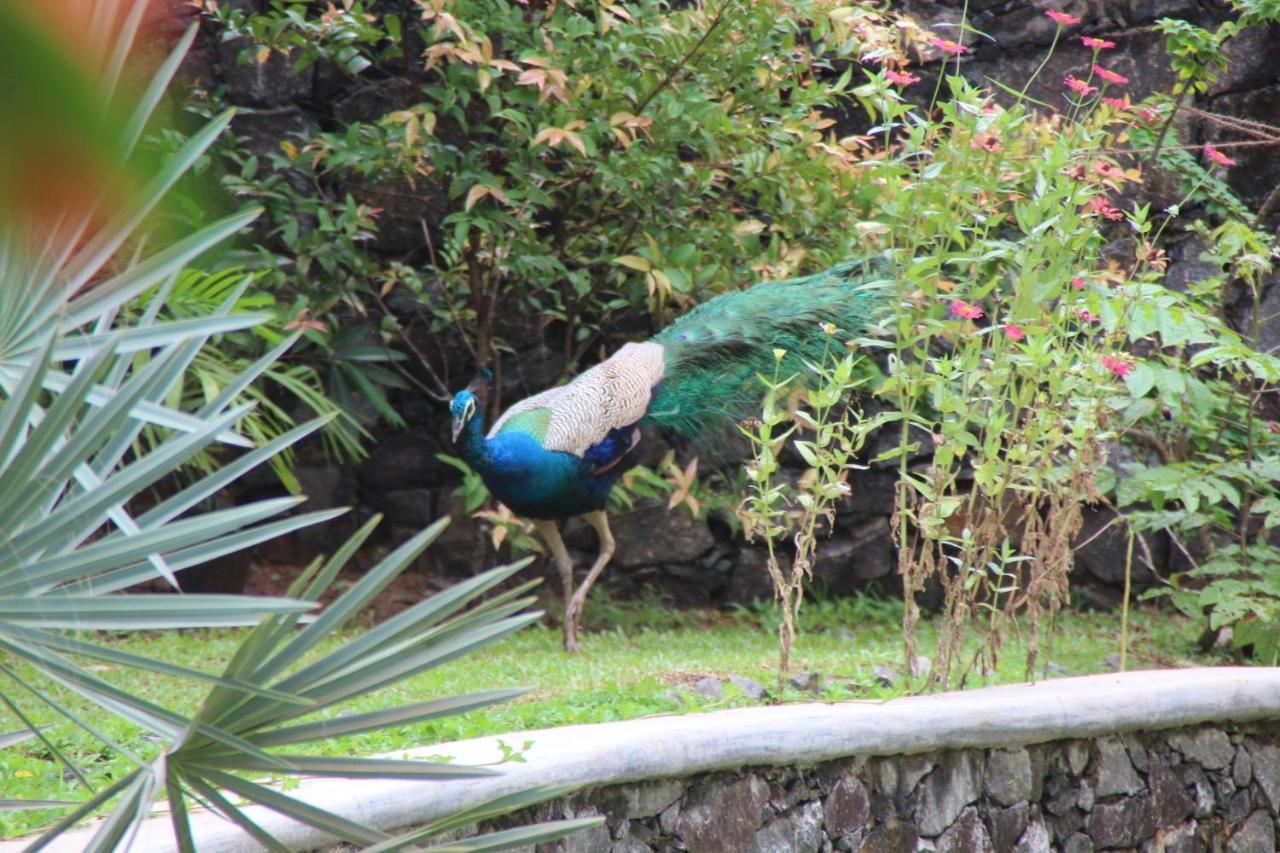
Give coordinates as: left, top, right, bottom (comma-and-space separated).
0, 594, 312, 629
25, 770, 144, 853
615, 254, 651, 272
0, 800, 76, 811
1123, 361, 1156, 398
177, 775, 293, 853
3, 623, 309, 705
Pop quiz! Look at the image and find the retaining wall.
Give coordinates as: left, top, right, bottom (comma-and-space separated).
15, 668, 1280, 852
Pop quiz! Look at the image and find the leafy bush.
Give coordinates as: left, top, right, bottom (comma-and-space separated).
739, 5, 1280, 685
738, 341, 870, 685
201, 0, 908, 398
121, 267, 368, 492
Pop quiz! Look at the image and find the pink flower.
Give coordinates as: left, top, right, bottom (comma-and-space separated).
1081, 36, 1116, 50
1071, 277, 1087, 290
1102, 96, 1128, 110
1085, 195, 1124, 221
1137, 107, 1162, 125
1046, 10, 1081, 26
1004, 324, 1026, 341
886, 69, 922, 86
1093, 65, 1129, 86
1203, 144, 1236, 167
949, 299, 984, 320
1101, 355, 1133, 376
971, 132, 1003, 152
1064, 75, 1098, 97
929, 37, 968, 56
1093, 160, 1125, 181
1075, 308, 1101, 323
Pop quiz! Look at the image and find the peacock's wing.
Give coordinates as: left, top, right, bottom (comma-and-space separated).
645, 258, 889, 439
489, 342, 665, 457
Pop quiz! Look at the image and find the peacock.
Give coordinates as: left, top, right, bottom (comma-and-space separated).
450, 259, 887, 651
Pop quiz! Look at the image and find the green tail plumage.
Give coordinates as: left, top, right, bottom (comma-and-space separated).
645, 257, 889, 438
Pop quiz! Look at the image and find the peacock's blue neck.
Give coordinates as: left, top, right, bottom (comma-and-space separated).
457, 412, 490, 467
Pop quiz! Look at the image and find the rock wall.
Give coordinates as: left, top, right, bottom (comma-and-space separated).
477, 722, 1280, 852
178, 2, 1280, 607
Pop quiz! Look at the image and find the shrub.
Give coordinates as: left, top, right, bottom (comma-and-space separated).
201, 0, 909, 399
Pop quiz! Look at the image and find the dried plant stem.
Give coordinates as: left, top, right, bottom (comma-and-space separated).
1121, 526, 1135, 672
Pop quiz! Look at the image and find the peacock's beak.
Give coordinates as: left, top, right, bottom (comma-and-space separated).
451, 417, 464, 444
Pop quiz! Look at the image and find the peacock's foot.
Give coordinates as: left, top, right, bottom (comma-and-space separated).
563, 621, 581, 653
563, 596, 586, 652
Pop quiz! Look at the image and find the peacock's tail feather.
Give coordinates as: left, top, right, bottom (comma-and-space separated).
646, 257, 890, 438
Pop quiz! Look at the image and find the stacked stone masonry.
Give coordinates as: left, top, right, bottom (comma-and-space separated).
476, 723, 1280, 852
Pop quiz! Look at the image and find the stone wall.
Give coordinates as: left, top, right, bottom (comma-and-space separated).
23, 669, 1278, 852
485, 723, 1280, 852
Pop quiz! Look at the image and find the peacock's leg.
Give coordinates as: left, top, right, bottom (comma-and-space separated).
535, 520, 581, 652
564, 511, 616, 648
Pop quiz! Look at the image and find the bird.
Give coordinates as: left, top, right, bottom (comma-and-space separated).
450, 259, 887, 651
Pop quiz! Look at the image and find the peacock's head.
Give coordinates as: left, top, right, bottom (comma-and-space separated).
449, 390, 479, 444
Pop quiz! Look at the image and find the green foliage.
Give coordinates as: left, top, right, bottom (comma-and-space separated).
123, 267, 368, 491
810, 1, 1280, 685
1104, 12, 1280, 665
199, 0, 904, 401
838, 63, 1144, 685
1234, 0, 1280, 21
437, 451, 490, 514
1128, 122, 1253, 221
1153, 18, 1236, 95
737, 340, 871, 684
1124, 216, 1280, 665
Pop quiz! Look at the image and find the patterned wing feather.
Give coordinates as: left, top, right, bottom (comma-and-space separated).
491, 342, 665, 456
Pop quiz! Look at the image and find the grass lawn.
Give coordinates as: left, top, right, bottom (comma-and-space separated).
0, 590, 1226, 839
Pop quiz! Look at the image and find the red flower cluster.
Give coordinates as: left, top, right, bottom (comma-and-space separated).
1093, 161, 1125, 182
949, 300, 984, 320
1046, 10, 1081, 26
929, 37, 968, 56
886, 69, 921, 86
1102, 96, 1128, 110
1064, 75, 1097, 97
1093, 65, 1129, 86
1071, 277, 1087, 290
1101, 355, 1133, 377
1085, 195, 1123, 221
1075, 308, 1101, 323
1003, 324, 1026, 341
1081, 36, 1116, 50
1204, 144, 1236, 167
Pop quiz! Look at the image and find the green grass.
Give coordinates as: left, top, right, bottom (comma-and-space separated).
0, 590, 1224, 839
